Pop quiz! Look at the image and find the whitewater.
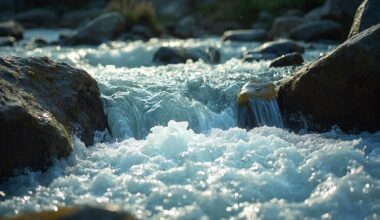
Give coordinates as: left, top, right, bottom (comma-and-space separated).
0, 30, 380, 219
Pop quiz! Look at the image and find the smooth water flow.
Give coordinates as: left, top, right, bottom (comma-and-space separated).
249, 97, 284, 128
1, 31, 380, 220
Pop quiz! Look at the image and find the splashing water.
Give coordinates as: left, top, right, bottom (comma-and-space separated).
1, 30, 380, 219
249, 97, 284, 128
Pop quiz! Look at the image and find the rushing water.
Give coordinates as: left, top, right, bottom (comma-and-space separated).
0, 30, 380, 219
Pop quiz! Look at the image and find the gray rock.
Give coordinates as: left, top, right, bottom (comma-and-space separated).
64, 12, 126, 46
222, 29, 268, 42
290, 20, 343, 41
60, 10, 100, 28
25, 37, 49, 50
0, 56, 109, 179
0, 20, 23, 40
0, 36, 16, 46
278, 23, 380, 132
348, 0, 380, 38
242, 52, 277, 62
153, 46, 220, 65
269, 52, 304, 67
252, 40, 304, 56
271, 16, 306, 38
284, 9, 304, 17
14, 8, 58, 28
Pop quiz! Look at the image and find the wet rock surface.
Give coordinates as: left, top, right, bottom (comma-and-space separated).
0, 56, 109, 179
269, 52, 303, 67
278, 23, 380, 132
153, 46, 220, 65
221, 29, 268, 42
0, 20, 23, 40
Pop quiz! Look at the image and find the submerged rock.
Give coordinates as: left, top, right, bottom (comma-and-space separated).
237, 82, 283, 129
221, 29, 268, 42
0, 56, 109, 179
290, 20, 343, 42
348, 0, 380, 39
0, 20, 23, 40
4, 205, 136, 220
63, 12, 126, 46
153, 46, 220, 65
243, 40, 304, 62
0, 36, 16, 46
278, 23, 380, 132
269, 52, 304, 68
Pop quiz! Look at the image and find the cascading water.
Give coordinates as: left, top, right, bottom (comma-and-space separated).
1, 32, 380, 220
237, 81, 284, 129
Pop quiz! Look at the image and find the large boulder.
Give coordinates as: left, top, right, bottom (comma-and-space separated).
290, 20, 343, 42
221, 29, 268, 42
14, 9, 58, 28
348, 0, 380, 39
271, 16, 306, 38
0, 20, 23, 40
0, 56, 109, 179
63, 12, 126, 46
278, 23, 380, 132
153, 46, 220, 65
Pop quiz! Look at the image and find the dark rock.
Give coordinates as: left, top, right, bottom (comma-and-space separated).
290, 20, 343, 41
130, 25, 154, 41
348, 0, 380, 39
243, 40, 304, 62
221, 29, 268, 42
14, 9, 58, 28
60, 10, 100, 28
171, 16, 205, 38
305, 0, 362, 35
251, 22, 270, 30
0, 20, 23, 40
271, 16, 306, 38
258, 11, 272, 22
278, 23, 380, 132
151, 0, 193, 19
63, 12, 126, 46
269, 52, 303, 67
153, 46, 220, 65
0, 56, 109, 179
0, 36, 16, 46
253, 40, 304, 56
2, 205, 136, 220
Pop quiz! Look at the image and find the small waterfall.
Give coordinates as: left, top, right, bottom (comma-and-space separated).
237, 82, 284, 129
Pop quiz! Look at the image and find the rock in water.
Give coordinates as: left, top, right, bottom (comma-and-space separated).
63, 12, 125, 46
221, 29, 268, 42
4, 205, 136, 220
153, 46, 220, 65
237, 82, 284, 129
0, 56, 109, 179
348, 0, 380, 38
269, 52, 304, 68
0, 20, 23, 40
278, 23, 380, 132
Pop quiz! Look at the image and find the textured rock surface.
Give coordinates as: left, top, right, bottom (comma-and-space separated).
348, 0, 380, 38
0, 56, 108, 179
278, 24, 380, 132
63, 12, 125, 45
